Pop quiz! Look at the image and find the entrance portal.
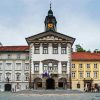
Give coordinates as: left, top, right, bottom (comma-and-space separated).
5, 84, 11, 91
46, 78, 55, 89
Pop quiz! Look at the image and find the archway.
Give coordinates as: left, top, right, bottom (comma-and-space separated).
46, 78, 55, 89
58, 78, 67, 89
34, 78, 42, 89
5, 84, 11, 91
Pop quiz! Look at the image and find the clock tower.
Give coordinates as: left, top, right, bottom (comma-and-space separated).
44, 3, 57, 32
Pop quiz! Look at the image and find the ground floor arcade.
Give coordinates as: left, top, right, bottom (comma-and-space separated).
32, 77, 70, 89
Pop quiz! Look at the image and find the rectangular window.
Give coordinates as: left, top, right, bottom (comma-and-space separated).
43, 64, 48, 71
53, 44, 58, 54
16, 73, 21, 81
94, 72, 97, 78
15, 63, 21, 70
53, 63, 58, 71
61, 44, 67, 54
6, 73, 11, 81
34, 63, 39, 72
79, 72, 83, 78
25, 73, 29, 81
25, 63, 29, 70
94, 64, 97, 68
34, 45, 40, 54
6, 63, 12, 70
43, 44, 48, 54
0, 74, 2, 81
87, 64, 90, 68
62, 62, 67, 71
0, 63, 2, 70
72, 64, 75, 68
79, 64, 82, 68
72, 72, 75, 78
86, 72, 90, 77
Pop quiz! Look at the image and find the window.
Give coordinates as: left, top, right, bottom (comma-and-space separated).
79, 64, 82, 68
25, 73, 29, 81
61, 44, 66, 54
17, 54, 21, 59
43, 44, 48, 54
72, 72, 75, 78
15, 63, 21, 70
62, 62, 67, 71
0, 74, 2, 81
94, 64, 97, 68
16, 73, 21, 81
86, 64, 90, 68
0, 63, 2, 70
53, 44, 58, 54
43, 64, 48, 71
34, 63, 39, 72
53, 63, 58, 71
86, 72, 90, 77
72, 64, 75, 68
0, 54, 2, 59
79, 72, 83, 78
34, 45, 40, 54
94, 72, 97, 78
25, 63, 29, 70
6, 63, 12, 70
8, 54, 11, 59
6, 73, 11, 81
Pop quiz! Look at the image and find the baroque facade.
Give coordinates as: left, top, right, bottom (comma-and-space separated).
26, 7, 75, 89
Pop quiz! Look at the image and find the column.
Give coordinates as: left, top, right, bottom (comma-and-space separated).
58, 62, 62, 74
39, 61, 43, 74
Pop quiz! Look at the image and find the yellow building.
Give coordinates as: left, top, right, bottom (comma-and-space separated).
71, 52, 100, 91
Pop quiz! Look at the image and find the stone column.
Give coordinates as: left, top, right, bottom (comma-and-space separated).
58, 61, 62, 74
39, 61, 43, 74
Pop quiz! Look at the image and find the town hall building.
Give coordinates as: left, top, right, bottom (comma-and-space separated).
26, 5, 75, 89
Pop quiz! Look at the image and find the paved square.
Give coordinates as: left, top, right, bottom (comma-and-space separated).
0, 90, 100, 100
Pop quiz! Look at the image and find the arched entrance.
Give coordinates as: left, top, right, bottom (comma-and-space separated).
5, 84, 11, 91
46, 78, 55, 89
34, 78, 42, 89
58, 78, 67, 89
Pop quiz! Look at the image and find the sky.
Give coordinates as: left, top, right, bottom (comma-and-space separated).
0, 0, 100, 51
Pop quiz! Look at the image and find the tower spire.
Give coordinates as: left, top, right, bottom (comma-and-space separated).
50, 1, 52, 10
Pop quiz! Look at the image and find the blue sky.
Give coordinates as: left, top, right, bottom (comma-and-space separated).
0, 0, 100, 51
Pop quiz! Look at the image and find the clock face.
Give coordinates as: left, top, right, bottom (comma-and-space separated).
48, 23, 53, 28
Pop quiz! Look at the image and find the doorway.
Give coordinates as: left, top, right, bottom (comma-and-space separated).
46, 78, 55, 89
5, 84, 11, 91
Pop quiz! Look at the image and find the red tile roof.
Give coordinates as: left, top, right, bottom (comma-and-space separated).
72, 52, 100, 61
0, 46, 29, 52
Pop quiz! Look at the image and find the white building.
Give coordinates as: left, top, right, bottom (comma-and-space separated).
26, 6, 75, 89
0, 46, 29, 91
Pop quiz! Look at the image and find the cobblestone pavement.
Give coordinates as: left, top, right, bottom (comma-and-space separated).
0, 90, 100, 100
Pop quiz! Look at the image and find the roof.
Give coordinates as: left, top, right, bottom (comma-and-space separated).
0, 46, 29, 52
72, 52, 100, 61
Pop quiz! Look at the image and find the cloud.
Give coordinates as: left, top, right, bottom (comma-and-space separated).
0, 0, 100, 51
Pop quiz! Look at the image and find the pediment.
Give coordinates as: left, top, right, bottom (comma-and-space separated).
26, 31, 75, 44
